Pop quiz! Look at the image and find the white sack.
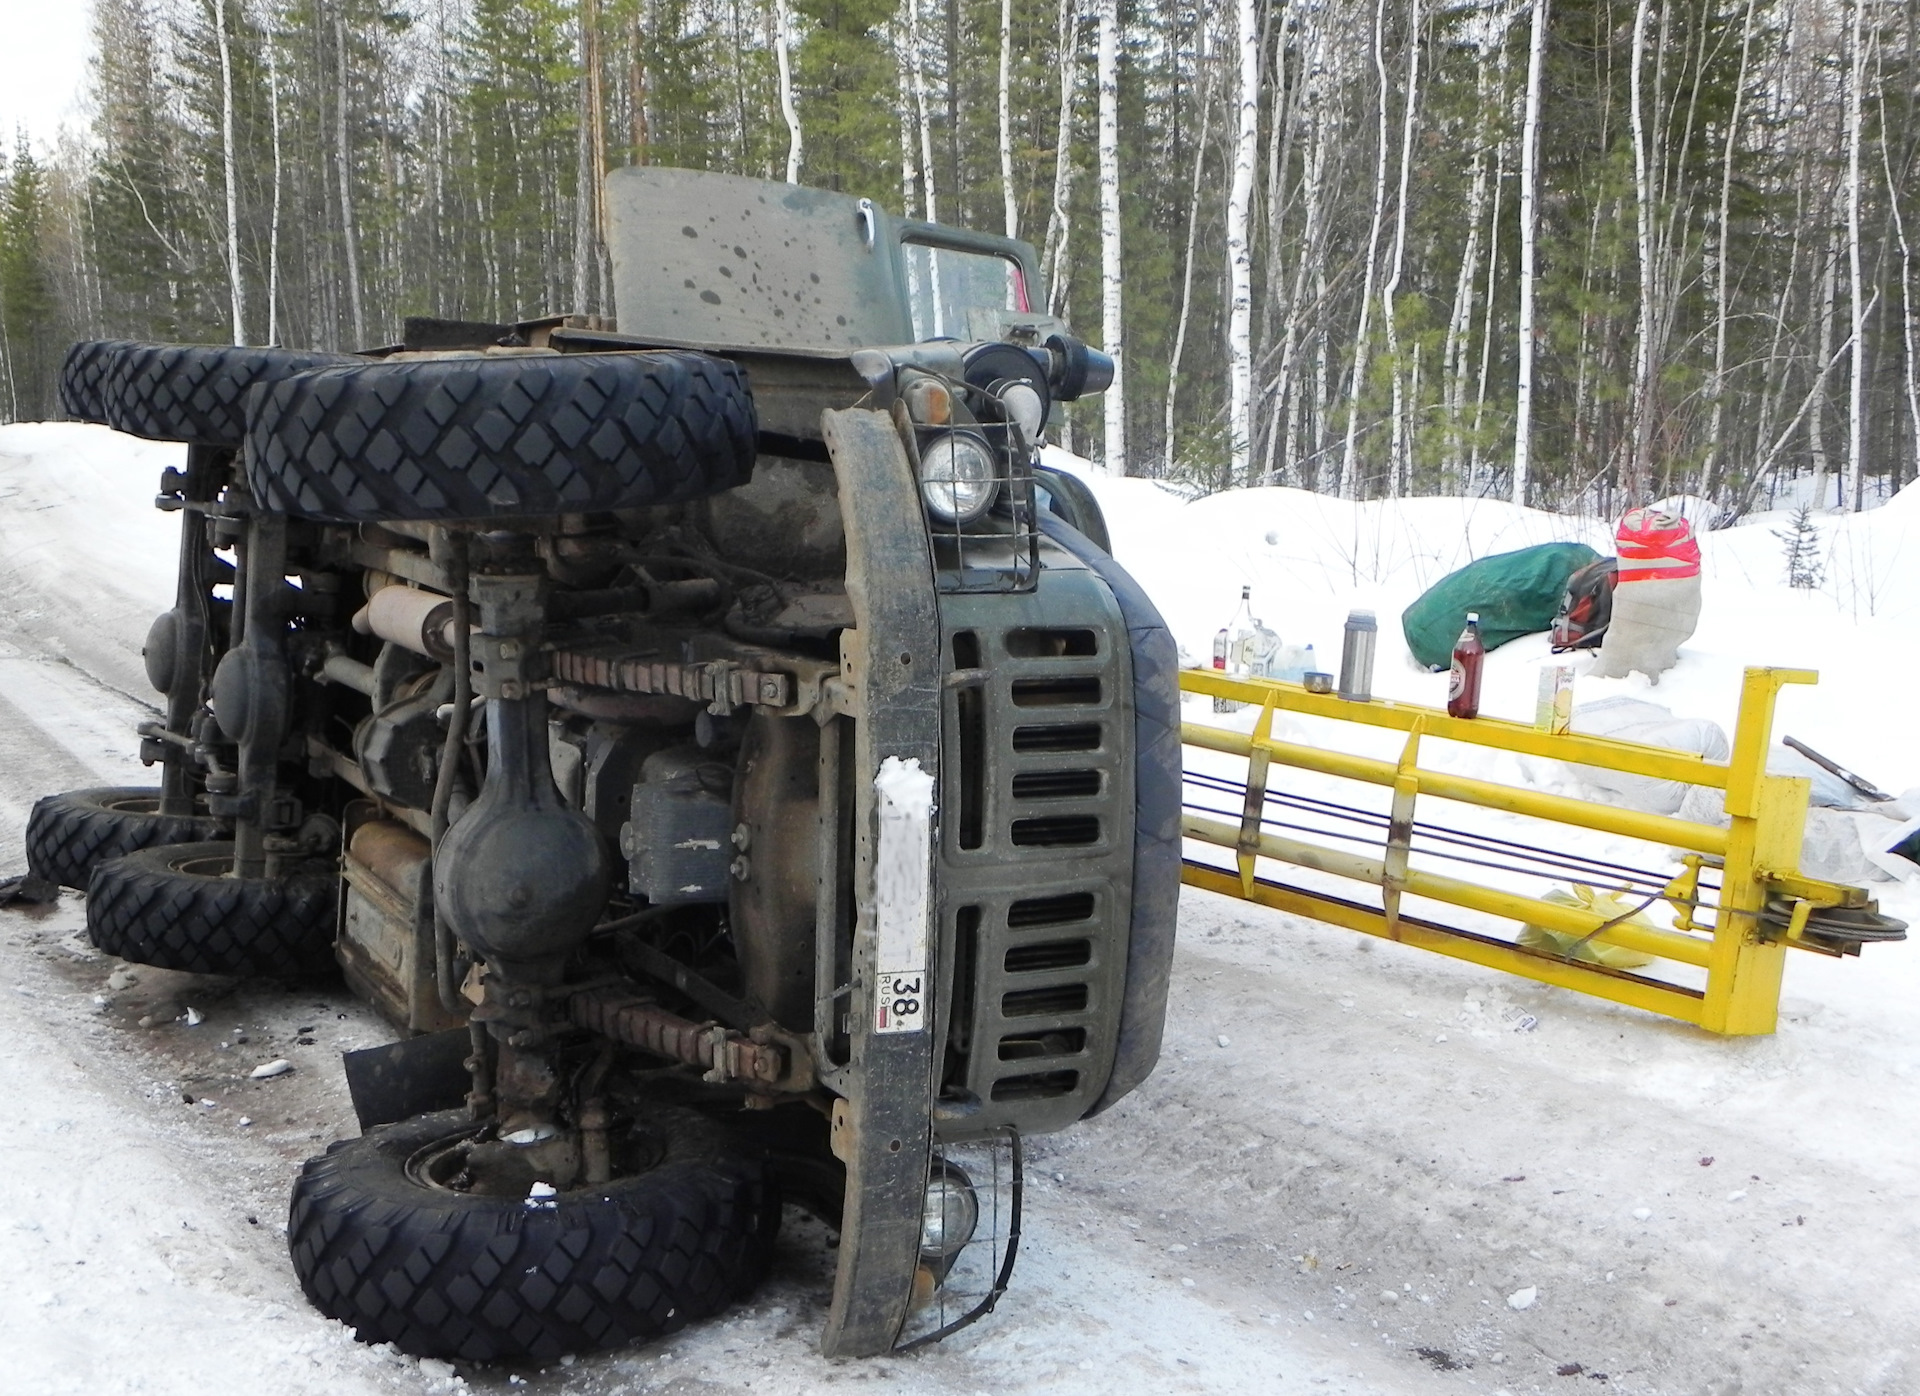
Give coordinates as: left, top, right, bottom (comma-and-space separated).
1591, 572, 1702, 682
1568, 696, 1729, 816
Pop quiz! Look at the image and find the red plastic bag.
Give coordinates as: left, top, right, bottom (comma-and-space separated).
1614, 506, 1700, 582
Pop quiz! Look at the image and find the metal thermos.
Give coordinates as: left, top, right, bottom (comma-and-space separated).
1338, 609, 1377, 702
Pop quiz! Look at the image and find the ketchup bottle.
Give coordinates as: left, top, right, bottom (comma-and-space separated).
1447, 611, 1484, 719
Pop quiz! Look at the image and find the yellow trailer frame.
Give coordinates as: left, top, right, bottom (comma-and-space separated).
1179, 666, 1885, 1035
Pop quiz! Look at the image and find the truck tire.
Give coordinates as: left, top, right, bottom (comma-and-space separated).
24, 786, 224, 892
58, 340, 120, 427
86, 841, 337, 979
244, 352, 757, 523
288, 1106, 776, 1362
60, 340, 359, 447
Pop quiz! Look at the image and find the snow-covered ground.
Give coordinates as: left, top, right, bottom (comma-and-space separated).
3, 421, 1918, 1396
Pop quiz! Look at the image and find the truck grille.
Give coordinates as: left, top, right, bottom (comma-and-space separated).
935, 561, 1136, 1137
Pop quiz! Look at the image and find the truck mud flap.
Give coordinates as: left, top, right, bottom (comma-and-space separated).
342, 1027, 472, 1132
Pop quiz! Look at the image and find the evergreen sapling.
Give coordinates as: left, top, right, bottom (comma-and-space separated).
1774, 503, 1824, 589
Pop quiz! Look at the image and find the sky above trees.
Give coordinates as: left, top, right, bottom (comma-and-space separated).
0, 7, 92, 148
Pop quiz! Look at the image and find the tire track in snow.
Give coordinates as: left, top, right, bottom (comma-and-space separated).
0, 654, 155, 873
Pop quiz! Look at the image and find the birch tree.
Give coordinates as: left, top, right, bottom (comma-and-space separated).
1378, 0, 1420, 493
773, 0, 802, 182
998, 0, 1016, 237
1223, 0, 1259, 483
1096, 0, 1125, 473
18, 0, 1920, 504
1513, 0, 1547, 505
1041, 0, 1078, 317
1626, 0, 1656, 500
1166, 41, 1218, 474
266, 38, 282, 344
1704, 0, 1758, 499
334, 15, 365, 348
213, 0, 244, 344
1337, 0, 1393, 499
1843, 0, 1867, 510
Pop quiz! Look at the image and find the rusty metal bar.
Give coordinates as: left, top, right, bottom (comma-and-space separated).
548, 646, 792, 711
569, 986, 787, 1084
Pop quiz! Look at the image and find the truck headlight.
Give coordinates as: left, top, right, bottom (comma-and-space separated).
919, 1163, 979, 1259
918, 431, 999, 525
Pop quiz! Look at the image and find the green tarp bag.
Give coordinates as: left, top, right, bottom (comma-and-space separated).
1400, 541, 1603, 671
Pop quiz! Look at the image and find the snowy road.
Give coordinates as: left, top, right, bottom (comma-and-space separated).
3, 423, 1918, 1396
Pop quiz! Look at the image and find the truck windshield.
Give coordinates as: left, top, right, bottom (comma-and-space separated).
904, 242, 1030, 340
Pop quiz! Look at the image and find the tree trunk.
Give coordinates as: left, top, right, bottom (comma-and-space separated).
1879, 71, 1920, 478
214, 0, 245, 344
999, 0, 1017, 237
897, 23, 920, 219
1844, 0, 1867, 510
1626, 0, 1656, 500
1337, 0, 1393, 499
1442, 21, 1498, 487
1513, 0, 1548, 506
641, 8, 656, 164
1379, 0, 1422, 495
1811, 235, 1838, 509
1041, 0, 1078, 317
1165, 53, 1219, 476
588, 0, 611, 309
267, 36, 283, 346
773, 0, 802, 182
1705, 0, 1758, 500
334, 15, 366, 348
574, 0, 598, 312
1469, 124, 1506, 487
910, 0, 939, 223
1225, 0, 1260, 484
1096, 0, 1126, 474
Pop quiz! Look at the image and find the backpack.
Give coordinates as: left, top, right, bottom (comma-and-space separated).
1551, 557, 1618, 650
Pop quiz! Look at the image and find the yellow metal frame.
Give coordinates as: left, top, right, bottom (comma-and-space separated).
1180, 666, 1871, 1035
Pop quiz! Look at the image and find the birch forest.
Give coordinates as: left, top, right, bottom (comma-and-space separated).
0, 0, 1916, 516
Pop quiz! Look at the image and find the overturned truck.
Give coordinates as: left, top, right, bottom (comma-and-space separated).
27, 168, 1180, 1361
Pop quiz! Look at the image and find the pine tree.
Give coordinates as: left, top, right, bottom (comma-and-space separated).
1774, 503, 1823, 590
792, 0, 899, 196
1, 141, 60, 419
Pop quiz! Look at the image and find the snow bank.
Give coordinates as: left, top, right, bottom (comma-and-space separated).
1048, 449, 1920, 808
0, 423, 185, 699
1057, 450, 1920, 1054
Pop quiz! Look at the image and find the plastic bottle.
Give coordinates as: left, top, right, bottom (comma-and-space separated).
1337, 610, 1377, 702
1447, 611, 1484, 719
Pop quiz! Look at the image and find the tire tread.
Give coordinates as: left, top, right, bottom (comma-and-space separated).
59, 340, 358, 447
24, 786, 223, 892
287, 1108, 776, 1361
86, 840, 336, 978
244, 352, 756, 522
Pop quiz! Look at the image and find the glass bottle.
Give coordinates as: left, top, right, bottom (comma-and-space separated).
1448, 611, 1485, 719
1214, 586, 1254, 712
